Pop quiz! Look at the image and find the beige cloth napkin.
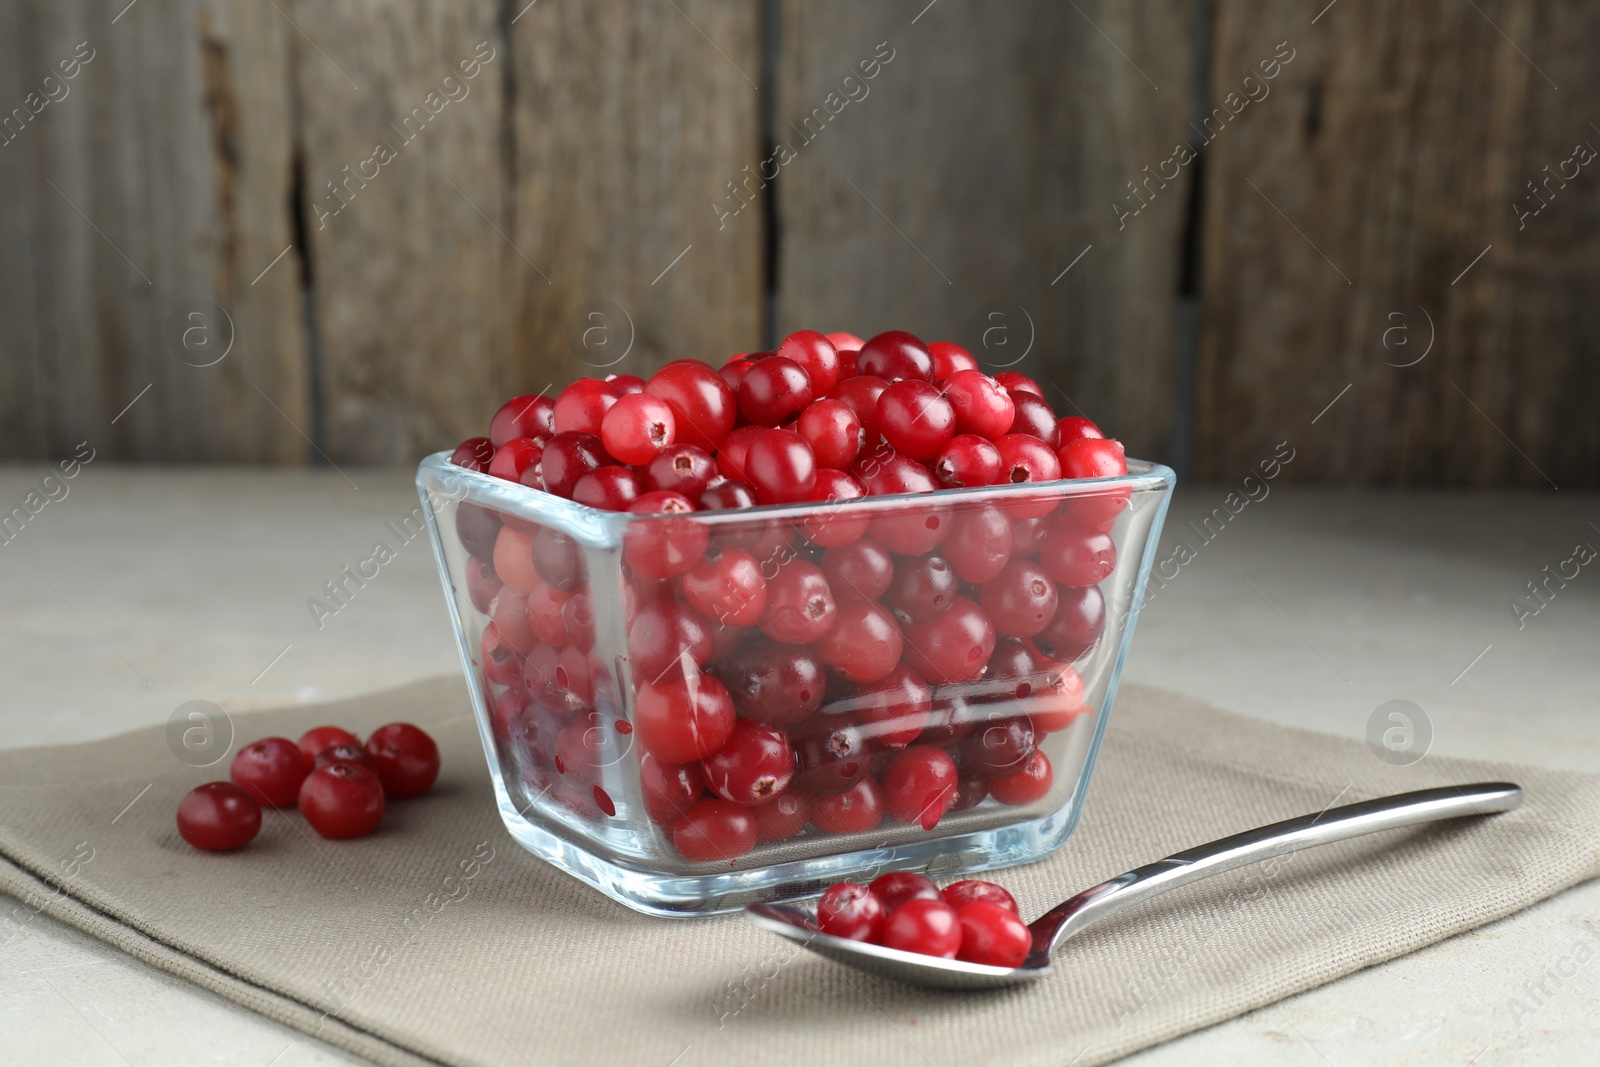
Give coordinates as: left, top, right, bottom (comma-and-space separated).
2, 678, 1596, 1067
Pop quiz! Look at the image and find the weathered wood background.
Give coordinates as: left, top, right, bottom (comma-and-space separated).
1, 0, 1594, 486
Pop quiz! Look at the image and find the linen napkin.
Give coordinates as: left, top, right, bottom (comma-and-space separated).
1, 677, 1596, 1067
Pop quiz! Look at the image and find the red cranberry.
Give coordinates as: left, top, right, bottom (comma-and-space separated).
624, 491, 710, 579
943, 879, 1019, 914
802, 469, 871, 548
826, 330, 865, 350
885, 553, 957, 622
994, 370, 1044, 398
922, 689, 979, 747
869, 871, 940, 912
1057, 415, 1104, 443
739, 354, 815, 426
701, 719, 796, 805
934, 434, 1002, 488
466, 557, 502, 614
1010, 513, 1050, 557
561, 589, 598, 652
828, 375, 890, 450
942, 369, 1014, 439
987, 750, 1054, 806
313, 742, 379, 775
628, 601, 713, 682
539, 432, 609, 498
491, 527, 537, 593
796, 398, 863, 471
699, 478, 757, 512
489, 589, 535, 656
1007, 391, 1061, 447
600, 392, 676, 465
955, 901, 1031, 967
777, 330, 846, 395
714, 425, 766, 483
639, 753, 705, 825
553, 378, 622, 436
606, 372, 647, 394
851, 663, 933, 748
488, 437, 543, 483
297, 726, 359, 764
645, 443, 717, 498
554, 711, 608, 784
634, 673, 736, 763
745, 428, 818, 505
672, 799, 757, 861
480, 623, 525, 686
818, 882, 886, 941
902, 595, 996, 685
961, 717, 1037, 777
715, 635, 826, 726
1041, 521, 1117, 587
981, 559, 1060, 638
760, 559, 837, 644
682, 548, 767, 628
1030, 584, 1105, 663
876, 380, 956, 461
449, 436, 495, 472
881, 745, 959, 829
529, 525, 583, 590
880, 898, 962, 957
525, 579, 571, 646
995, 433, 1062, 486
572, 465, 642, 511
646, 360, 738, 453
791, 716, 869, 796
1058, 436, 1129, 479
821, 538, 895, 602
949, 771, 989, 811
230, 738, 308, 808
299, 762, 385, 838
928, 341, 979, 380
753, 791, 810, 841
812, 600, 902, 683
364, 723, 440, 798
808, 778, 885, 834
856, 330, 934, 382
455, 503, 502, 561
719, 353, 760, 393
177, 782, 262, 851
943, 505, 1013, 583
489, 393, 556, 446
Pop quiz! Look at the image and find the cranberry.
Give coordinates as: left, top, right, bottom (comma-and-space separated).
777, 330, 846, 395
942, 370, 1014, 439
640, 753, 704, 825
553, 378, 622, 436
176, 782, 262, 851
979, 636, 1039, 702
466, 557, 502, 614
525, 580, 571, 646
554, 711, 609, 784
699, 477, 757, 513
902, 595, 996, 685
715, 425, 766, 483
455, 503, 502, 561
682, 548, 767, 627
987, 750, 1054, 806
572, 465, 641, 511
313, 742, 379, 775
297, 726, 359, 764
487, 437, 543, 483
489, 526, 536, 593
856, 331, 934, 382
753, 791, 811, 841
961, 717, 1037, 777
539, 432, 609, 498
1010, 513, 1050, 557
480, 623, 525, 686
927, 340, 979, 380
828, 375, 890, 450
646, 361, 738, 453
1041, 521, 1117, 587
921, 689, 979, 747
624, 491, 710, 579
943, 879, 1019, 914
802, 468, 871, 548
364, 723, 440, 798
739, 354, 815, 426
715, 635, 825, 726
818, 882, 886, 941
826, 330, 865, 351
1030, 584, 1105, 662
1057, 415, 1104, 443
851, 663, 932, 748
488, 591, 534, 657
1058, 436, 1129, 480
809, 778, 885, 834
529, 525, 583, 590
812, 600, 902, 683
672, 799, 757, 861
449, 436, 495, 472
1027, 670, 1088, 734
821, 538, 894, 602
701, 719, 796, 805
628, 601, 713, 682
955, 901, 1031, 967
796, 399, 863, 471
981, 559, 1060, 638
760, 559, 837, 644
876, 380, 956, 461
881, 745, 959, 829
995, 433, 1062, 486
229, 738, 308, 808
719, 353, 760, 393
791, 716, 869, 796
869, 871, 939, 912
942, 505, 1013, 583
561, 590, 598, 652
933, 434, 1002, 488
1007, 392, 1061, 447
885, 553, 957, 622
880, 898, 962, 957
634, 673, 736, 763
298, 762, 386, 839
994, 370, 1044, 398
645, 443, 717, 498
745, 428, 818, 505
489, 393, 556, 446
599, 392, 676, 465
949, 772, 989, 811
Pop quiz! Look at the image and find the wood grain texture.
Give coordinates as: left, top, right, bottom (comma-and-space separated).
1197, 0, 1600, 487
772, 0, 1196, 463
0, 0, 309, 463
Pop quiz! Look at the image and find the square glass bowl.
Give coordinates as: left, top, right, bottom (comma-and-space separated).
417, 452, 1174, 916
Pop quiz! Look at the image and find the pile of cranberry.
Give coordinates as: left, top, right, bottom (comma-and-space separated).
175, 723, 440, 851
447, 329, 1129, 864
818, 872, 1032, 968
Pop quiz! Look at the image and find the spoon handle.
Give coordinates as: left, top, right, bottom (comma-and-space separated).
1030, 782, 1521, 957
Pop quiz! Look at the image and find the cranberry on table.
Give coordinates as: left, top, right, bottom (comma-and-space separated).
299, 762, 386, 839
177, 782, 262, 851
645, 443, 717, 498
942, 879, 1019, 914
634, 674, 736, 763
760, 559, 838, 644
868, 871, 940, 912
942, 369, 1014, 440
933, 433, 1002, 488
881, 745, 959, 830
313, 742, 379, 775
539, 432, 609, 498
876, 379, 956, 461
807, 777, 884, 834
230, 737, 309, 808
364, 723, 441, 798
739, 354, 815, 427
821, 537, 895, 602
880, 898, 962, 958
927, 340, 979, 381
796, 398, 863, 471
812, 600, 902, 683
449, 436, 495, 472
955, 901, 1032, 967
987, 750, 1054, 806
572, 465, 642, 511
777, 329, 847, 395
752, 791, 811, 841
489, 393, 556, 446
646, 360, 738, 453
600, 392, 676, 465
856, 330, 934, 382
714, 635, 825, 726
297, 726, 359, 764
1030, 584, 1105, 663
672, 798, 758, 861
994, 370, 1044, 398
744, 427, 818, 505
817, 882, 886, 942
682, 548, 767, 628
700, 719, 796, 805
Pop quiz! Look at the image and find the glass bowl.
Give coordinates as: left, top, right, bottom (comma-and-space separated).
416, 452, 1174, 916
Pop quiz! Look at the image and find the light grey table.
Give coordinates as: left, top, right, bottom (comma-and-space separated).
1, 465, 1595, 1066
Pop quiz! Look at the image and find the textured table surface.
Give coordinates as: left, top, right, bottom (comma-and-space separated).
1, 465, 1595, 1066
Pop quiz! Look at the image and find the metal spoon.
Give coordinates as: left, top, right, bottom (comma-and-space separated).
745, 781, 1521, 990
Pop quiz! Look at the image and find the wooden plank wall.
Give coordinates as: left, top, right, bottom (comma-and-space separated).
1, 0, 1594, 485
